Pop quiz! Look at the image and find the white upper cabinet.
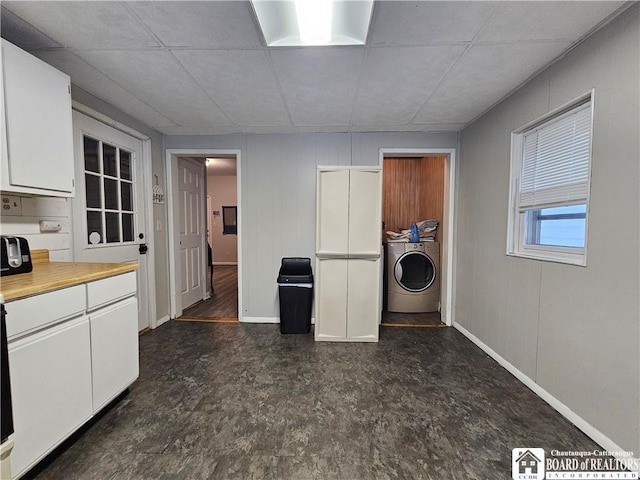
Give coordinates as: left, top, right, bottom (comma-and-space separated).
347, 168, 383, 255
316, 167, 382, 256
316, 168, 350, 255
1, 40, 75, 196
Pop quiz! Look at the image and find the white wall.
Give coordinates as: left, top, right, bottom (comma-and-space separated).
0, 196, 71, 261
456, 5, 639, 454
165, 132, 457, 321
207, 175, 237, 264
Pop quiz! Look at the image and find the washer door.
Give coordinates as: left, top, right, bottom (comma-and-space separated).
394, 251, 435, 292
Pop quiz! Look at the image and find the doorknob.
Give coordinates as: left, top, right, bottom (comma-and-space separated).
139, 244, 148, 255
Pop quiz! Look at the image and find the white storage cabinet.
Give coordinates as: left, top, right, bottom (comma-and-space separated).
1, 39, 75, 196
315, 167, 382, 342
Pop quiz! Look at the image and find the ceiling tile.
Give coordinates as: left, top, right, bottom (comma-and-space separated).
270, 48, 364, 126
474, 1, 626, 43
0, 7, 61, 50
173, 49, 290, 126
352, 45, 465, 125
73, 49, 232, 127
126, 1, 262, 48
34, 49, 176, 130
414, 42, 571, 124
3, 1, 160, 49
369, 1, 499, 46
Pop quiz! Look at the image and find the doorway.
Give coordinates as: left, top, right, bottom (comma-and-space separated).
379, 148, 456, 327
165, 149, 242, 321
72, 110, 154, 332
183, 155, 238, 320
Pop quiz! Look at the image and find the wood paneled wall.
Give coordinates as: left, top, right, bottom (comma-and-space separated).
383, 156, 445, 243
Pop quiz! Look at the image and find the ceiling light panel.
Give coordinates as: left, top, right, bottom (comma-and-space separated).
251, 0, 373, 46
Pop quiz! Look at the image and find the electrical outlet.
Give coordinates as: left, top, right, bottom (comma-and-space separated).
1, 196, 22, 216
39, 220, 62, 233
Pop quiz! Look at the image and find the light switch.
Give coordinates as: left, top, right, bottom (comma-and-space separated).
156, 220, 162, 231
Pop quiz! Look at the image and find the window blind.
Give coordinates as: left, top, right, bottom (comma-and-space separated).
518, 103, 591, 211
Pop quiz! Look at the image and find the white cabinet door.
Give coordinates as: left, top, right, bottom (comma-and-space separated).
1, 40, 74, 196
315, 259, 348, 341
90, 297, 139, 411
348, 169, 382, 255
346, 258, 380, 341
316, 168, 350, 256
8, 317, 92, 478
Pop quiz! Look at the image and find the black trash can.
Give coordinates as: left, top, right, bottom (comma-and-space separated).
277, 257, 313, 334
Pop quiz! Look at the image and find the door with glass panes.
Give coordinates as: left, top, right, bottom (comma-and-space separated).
71, 111, 149, 331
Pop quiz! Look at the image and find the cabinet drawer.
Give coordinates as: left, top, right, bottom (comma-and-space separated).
87, 271, 136, 311
6, 285, 85, 339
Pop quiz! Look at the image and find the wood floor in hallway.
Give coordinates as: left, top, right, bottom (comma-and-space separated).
179, 265, 238, 320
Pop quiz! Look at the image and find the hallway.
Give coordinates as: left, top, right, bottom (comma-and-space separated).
180, 265, 238, 320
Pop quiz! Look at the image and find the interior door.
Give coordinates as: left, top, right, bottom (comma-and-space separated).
71, 111, 149, 331
178, 157, 205, 310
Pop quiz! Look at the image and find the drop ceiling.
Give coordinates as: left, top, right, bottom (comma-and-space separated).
0, 1, 629, 136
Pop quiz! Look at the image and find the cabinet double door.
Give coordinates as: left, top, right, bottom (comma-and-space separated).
315, 167, 382, 342
316, 258, 380, 341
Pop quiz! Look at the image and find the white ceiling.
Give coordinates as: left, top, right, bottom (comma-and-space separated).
0, 1, 628, 136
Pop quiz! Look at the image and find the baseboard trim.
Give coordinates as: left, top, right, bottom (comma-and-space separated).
453, 322, 629, 456
239, 316, 316, 325
213, 262, 238, 266
241, 316, 279, 323
156, 315, 170, 328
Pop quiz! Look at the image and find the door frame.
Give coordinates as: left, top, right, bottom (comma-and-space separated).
379, 148, 457, 327
71, 101, 157, 330
165, 148, 242, 320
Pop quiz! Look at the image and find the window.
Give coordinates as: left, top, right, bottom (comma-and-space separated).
222, 206, 237, 235
84, 135, 135, 245
507, 91, 593, 266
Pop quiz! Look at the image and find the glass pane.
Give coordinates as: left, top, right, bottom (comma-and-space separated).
398, 253, 434, 292
121, 182, 133, 211
87, 211, 103, 244
526, 204, 587, 248
120, 150, 132, 180
539, 218, 586, 248
104, 178, 119, 210
84, 137, 100, 173
540, 205, 587, 216
85, 174, 101, 209
105, 212, 120, 243
122, 213, 134, 242
103, 144, 117, 177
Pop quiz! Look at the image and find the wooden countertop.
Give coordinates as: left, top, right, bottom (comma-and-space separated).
0, 250, 138, 302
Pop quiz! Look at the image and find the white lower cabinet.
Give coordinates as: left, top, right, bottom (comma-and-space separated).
90, 297, 139, 412
8, 316, 92, 478
6, 271, 139, 479
315, 258, 380, 342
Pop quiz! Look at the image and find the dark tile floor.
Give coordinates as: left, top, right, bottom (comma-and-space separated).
31, 321, 599, 480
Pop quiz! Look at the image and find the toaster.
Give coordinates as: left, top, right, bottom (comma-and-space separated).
1, 236, 33, 276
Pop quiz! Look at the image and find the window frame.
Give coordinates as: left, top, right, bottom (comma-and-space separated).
83, 134, 137, 248
506, 90, 595, 266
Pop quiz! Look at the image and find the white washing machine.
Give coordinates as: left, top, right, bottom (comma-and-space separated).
387, 241, 440, 313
